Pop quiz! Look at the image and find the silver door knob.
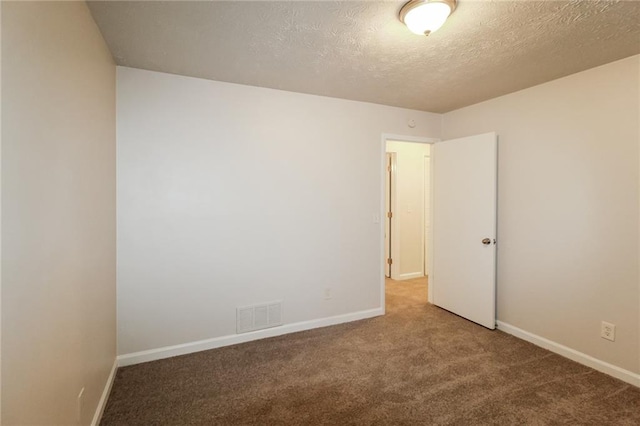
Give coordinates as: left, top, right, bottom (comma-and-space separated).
482, 238, 491, 245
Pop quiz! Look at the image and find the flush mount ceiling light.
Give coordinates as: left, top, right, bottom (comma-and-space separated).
399, 0, 457, 36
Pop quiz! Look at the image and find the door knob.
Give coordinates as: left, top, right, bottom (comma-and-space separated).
482, 238, 491, 245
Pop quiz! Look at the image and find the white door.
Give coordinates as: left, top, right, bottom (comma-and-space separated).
432, 132, 497, 329
384, 153, 392, 278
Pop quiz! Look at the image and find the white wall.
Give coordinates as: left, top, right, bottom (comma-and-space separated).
442, 55, 640, 374
116, 67, 442, 356
386, 141, 430, 278
2, 2, 116, 424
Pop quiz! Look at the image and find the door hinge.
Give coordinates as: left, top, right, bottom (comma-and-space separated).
387, 211, 393, 218
387, 258, 393, 265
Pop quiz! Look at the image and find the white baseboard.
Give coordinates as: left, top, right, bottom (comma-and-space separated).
396, 272, 425, 280
118, 307, 384, 367
91, 359, 118, 426
497, 321, 640, 388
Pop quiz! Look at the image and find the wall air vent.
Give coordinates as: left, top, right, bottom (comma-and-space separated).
236, 301, 283, 334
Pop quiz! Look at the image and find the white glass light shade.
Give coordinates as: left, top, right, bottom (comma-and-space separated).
400, 0, 455, 36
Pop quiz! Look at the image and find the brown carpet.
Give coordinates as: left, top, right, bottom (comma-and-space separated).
101, 277, 640, 425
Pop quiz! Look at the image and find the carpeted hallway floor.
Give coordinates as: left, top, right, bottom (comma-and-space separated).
101, 277, 640, 425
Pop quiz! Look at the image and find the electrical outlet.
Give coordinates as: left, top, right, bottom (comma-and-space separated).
77, 387, 85, 424
324, 288, 332, 300
601, 321, 615, 342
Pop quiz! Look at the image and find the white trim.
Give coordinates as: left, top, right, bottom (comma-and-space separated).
383, 133, 438, 144
379, 139, 387, 312
388, 152, 399, 279
118, 308, 384, 367
0, 2, 4, 418
91, 359, 118, 426
428, 150, 434, 304
637, 83, 640, 379
422, 154, 430, 279
497, 321, 640, 388
397, 272, 425, 280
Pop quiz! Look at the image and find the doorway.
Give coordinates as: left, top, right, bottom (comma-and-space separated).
380, 132, 499, 330
384, 140, 431, 282
382, 136, 434, 316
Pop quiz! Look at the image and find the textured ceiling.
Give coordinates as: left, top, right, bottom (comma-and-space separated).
88, 0, 640, 113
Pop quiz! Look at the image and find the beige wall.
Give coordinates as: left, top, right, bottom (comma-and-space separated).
442, 55, 640, 374
116, 66, 441, 358
386, 141, 430, 278
2, 2, 116, 424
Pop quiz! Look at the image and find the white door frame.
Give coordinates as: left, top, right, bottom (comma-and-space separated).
380, 134, 439, 311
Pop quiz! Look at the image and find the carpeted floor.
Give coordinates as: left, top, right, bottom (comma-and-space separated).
101, 277, 640, 425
